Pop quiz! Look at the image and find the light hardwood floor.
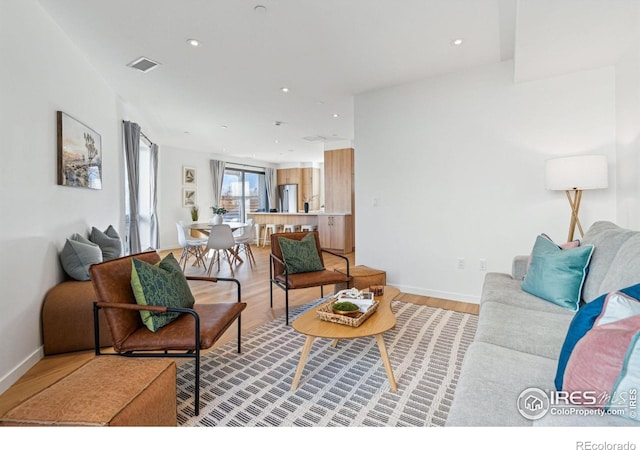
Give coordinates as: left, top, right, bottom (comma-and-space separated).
0, 243, 478, 416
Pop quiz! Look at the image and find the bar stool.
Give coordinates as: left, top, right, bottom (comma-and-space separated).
301, 225, 317, 232
254, 223, 263, 247
262, 224, 281, 246
282, 224, 300, 233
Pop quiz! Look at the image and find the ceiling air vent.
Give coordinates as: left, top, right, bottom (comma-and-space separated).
126, 56, 160, 73
303, 135, 328, 142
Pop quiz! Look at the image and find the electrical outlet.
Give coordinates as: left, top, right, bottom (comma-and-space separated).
457, 257, 465, 270
479, 258, 487, 271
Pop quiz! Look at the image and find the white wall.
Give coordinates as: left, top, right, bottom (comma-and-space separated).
615, 42, 640, 230
354, 61, 617, 302
0, 0, 123, 392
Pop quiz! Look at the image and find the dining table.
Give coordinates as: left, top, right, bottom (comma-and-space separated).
189, 221, 247, 235
189, 221, 248, 265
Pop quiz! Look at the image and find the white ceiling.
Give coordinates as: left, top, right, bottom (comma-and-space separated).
36, 0, 638, 164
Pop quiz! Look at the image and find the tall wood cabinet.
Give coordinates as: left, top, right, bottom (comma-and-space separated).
320, 148, 355, 253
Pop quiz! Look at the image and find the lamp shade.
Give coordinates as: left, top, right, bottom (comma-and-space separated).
545, 155, 608, 191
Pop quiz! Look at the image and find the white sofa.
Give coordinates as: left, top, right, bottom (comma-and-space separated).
446, 221, 640, 426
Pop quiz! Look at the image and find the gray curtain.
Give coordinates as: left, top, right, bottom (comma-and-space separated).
149, 143, 159, 249
123, 121, 141, 254
210, 159, 226, 207
265, 167, 277, 211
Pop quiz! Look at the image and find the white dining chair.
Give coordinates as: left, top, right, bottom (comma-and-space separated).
204, 224, 236, 276
234, 219, 256, 268
176, 222, 208, 271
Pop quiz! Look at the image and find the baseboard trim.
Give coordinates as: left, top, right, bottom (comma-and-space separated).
0, 346, 44, 396
390, 283, 480, 305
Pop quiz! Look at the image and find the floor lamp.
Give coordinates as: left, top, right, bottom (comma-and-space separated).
545, 155, 608, 242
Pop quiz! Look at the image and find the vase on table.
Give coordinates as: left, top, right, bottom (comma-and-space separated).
210, 214, 223, 225
304, 202, 309, 213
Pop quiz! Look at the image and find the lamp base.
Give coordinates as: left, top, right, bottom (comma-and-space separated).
565, 189, 584, 242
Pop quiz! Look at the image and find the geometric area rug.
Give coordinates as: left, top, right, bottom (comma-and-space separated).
177, 298, 478, 427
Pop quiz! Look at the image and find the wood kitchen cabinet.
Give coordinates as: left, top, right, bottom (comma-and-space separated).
320, 148, 355, 253
324, 148, 354, 213
318, 214, 353, 254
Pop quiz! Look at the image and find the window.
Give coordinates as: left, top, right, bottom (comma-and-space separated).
220, 168, 267, 222
124, 136, 154, 253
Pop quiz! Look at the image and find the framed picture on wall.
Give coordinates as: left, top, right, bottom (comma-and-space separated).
183, 188, 196, 207
57, 111, 102, 189
183, 166, 196, 185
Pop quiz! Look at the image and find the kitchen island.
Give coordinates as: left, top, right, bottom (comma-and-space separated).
248, 211, 353, 254
248, 212, 319, 227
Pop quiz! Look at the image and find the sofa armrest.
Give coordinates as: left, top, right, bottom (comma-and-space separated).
511, 255, 529, 280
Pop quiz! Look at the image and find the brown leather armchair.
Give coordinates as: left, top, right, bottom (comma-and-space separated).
270, 231, 351, 325
89, 250, 246, 416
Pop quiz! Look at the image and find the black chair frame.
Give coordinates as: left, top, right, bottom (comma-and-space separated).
93, 277, 242, 416
270, 250, 350, 325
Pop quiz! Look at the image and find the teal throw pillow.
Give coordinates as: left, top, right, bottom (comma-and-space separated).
130, 253, 196, 332
90, 225, 122, 261
278, 232, 324, 274
59, 233, 103, 281
521, 234, 594, 311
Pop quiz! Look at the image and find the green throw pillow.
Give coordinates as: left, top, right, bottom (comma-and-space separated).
130, 253, 196, 332
521, 234, 594, 311
278, 232, 324, 274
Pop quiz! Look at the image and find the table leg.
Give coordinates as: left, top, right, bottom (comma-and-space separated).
331, 339, 339, 348
290, 335, 315, 391
375, 333, 397, 392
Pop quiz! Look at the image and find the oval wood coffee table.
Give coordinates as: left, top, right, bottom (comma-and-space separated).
290, 286, 400, 392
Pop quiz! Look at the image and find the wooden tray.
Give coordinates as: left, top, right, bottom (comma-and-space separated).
316, 297, 379, 327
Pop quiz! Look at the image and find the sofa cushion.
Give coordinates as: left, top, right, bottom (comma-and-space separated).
277, 232, 324, 274
130, 253, 196, 332
581, 221, 637, 302
475, 302, 573, 360
521, 234, 594, 311
554, 284, 640, 390
59, 233, 103, 281
563, 314, 640, 422
445, 341, 558, 426
90, 225, 122, 261
597, 234, 640, 301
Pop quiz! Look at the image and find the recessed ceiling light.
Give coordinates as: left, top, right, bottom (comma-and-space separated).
451, 38, 463, 46
187, 39, 200, 47
275, 139, 279, 144
332, 113, 339, 118
220, 125, 228, 129
281, 87, 289, 93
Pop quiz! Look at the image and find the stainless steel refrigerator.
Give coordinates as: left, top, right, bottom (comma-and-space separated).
278, 184, 298, 213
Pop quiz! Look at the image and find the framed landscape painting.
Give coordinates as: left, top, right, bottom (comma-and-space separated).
57, 111, 102, 189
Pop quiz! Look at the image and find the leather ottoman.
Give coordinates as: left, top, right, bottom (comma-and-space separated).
334, 265, 387, 292
0, 357, 176, 426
